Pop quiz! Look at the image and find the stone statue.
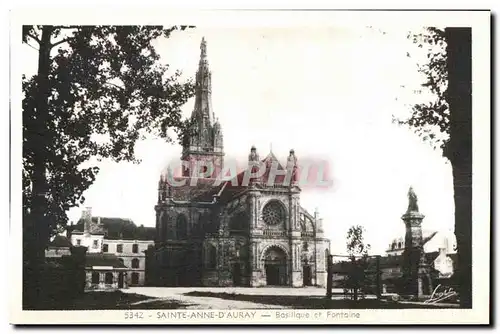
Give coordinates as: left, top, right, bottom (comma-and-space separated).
287, 149, 297, 166
407, 186, 419, 213
248, 145, 259, 162
287, 149, 298, 182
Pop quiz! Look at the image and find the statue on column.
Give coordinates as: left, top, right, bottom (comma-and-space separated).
287, 149, 298, 183
248, 145, 259, 162
401, 186, 438, 297
407, 186, 419, 213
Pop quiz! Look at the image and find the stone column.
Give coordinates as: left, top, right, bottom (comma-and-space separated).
248, 189, 262, 286
250, 241, 261, 287
288, 192, 301, 287
402, 210, 425, 297
248, 189, 261, 229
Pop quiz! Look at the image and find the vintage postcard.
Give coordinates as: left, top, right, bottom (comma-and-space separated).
9, 9, 490, 325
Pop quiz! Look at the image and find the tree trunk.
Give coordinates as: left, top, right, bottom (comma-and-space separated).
445, 27, 472, 308
24, 26, 53, 309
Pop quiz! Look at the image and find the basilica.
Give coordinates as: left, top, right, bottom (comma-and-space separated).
145, 38, 331, 287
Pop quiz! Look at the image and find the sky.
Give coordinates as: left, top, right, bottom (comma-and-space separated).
22, 25, 456, 255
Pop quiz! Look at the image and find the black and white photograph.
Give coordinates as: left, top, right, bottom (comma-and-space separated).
9, 8, 490, 325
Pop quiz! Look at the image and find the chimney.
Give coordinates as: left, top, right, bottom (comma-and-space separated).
82, 207, 92, 235
439, 235, 448, 256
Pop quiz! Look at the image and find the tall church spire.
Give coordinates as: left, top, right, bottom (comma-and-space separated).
181, 38, 224, 177
192, 37, 213, 126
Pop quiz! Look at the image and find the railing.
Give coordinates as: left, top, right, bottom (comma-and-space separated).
263, 230, 287, 237
301, 231, 315, 238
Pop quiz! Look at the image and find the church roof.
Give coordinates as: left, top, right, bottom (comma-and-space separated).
219, 152, 292, 194
165, 152, 292, 204
261, 151, 285, 170
169, 177, 226, 201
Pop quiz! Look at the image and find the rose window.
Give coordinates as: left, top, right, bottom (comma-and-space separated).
262, 201, 285, 225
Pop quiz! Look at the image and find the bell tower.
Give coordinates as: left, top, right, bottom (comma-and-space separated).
181, 37, 224, 178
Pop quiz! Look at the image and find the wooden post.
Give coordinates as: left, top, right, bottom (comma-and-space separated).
376, 255, 381, 300
326, 255, 333, 299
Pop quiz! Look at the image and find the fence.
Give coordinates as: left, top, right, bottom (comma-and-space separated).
326, 254, 382, 300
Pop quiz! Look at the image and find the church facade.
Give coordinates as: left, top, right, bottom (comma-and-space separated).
145, 38, 331, 288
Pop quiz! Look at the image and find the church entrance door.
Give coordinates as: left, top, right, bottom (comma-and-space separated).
263, 246, 288, 286
303, 265, 312, 286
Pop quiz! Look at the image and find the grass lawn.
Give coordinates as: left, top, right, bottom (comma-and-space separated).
183, 291, 451, 309
36, 291, 189, 310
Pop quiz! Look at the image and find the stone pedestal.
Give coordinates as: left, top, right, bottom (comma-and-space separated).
401, 211, 425, 248
401, 209, 430, 298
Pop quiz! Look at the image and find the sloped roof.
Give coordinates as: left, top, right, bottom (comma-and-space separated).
49, 235, 72, 248
162, 151, 297, 206
73, 217, 155, 241
220, 153, 293, 196
85, 253, 128, 269
169, 177, 225, 202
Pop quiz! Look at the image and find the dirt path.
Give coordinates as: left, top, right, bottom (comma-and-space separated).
124, 287, 292, 309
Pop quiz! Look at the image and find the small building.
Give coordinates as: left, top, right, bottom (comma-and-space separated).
68, 207, 155, 288
101, 239, 153, 286
45, 235, 72, 259
84, 253, 129, 290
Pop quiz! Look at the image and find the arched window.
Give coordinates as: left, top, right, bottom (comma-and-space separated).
105, 272, 113, 284
206, 245, 217, 269
91, 272, 100, 284
132, 244, 139, 253
132, 258, 140, 269
398, 242, 402, 249
131, 272, 139, 285
176, 214, 188, 240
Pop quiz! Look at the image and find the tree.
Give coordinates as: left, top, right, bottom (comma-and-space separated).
396, 27, 472, 308
22, 25, 195, 308
345, 225, 371, 301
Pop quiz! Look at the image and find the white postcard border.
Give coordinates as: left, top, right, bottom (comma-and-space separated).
9, 9, 491, 325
